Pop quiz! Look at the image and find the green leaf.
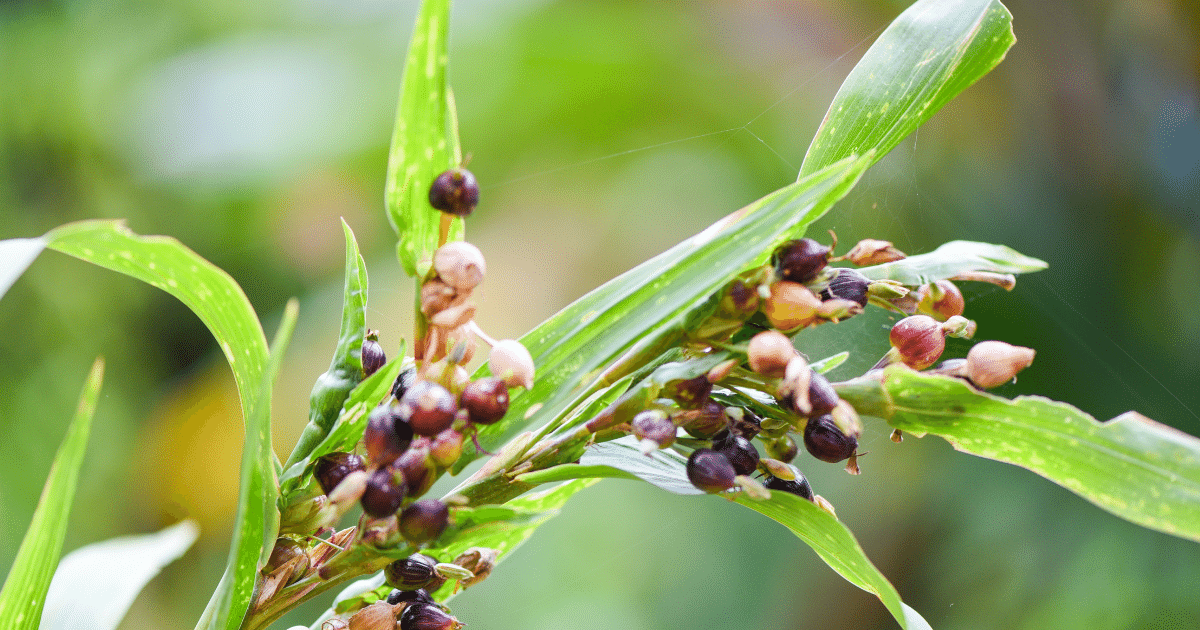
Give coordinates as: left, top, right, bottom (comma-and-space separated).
858, 240, 1047, 285
285, 219, 370, 471
0, 236, 45, 299
41, 520, 200, 630
0, 358, 104, 630
800, 0, 1015, 177
195, 299, 298, 630
734, 492, 931, 630
40, 220, 269, 431
850, 367, 1200, 543
385, 0, 464, 277
579, 436, 703, 495
457, 155, 873, 472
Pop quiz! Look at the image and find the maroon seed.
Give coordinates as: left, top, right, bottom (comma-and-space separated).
428, 168, 479, 217
385, 553, 438, 591
399, 499, 451, 545
314, 452, 366, 495
360, 467, 407, 518
460, 377, 509, 425
398, 381, 458, 437
364, 405, 414, 468
686, 449, 737, 494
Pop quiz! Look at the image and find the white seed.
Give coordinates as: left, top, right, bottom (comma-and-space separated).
433, 241, 486, 291
489, 339, 535, 389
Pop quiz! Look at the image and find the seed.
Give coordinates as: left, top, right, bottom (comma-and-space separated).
430, 429, 464, 468
665, 375, 712, 409
314, 452, 366, 496
392, 367, 418, 400
776, 356, 812, 415
360, 330, 387, 378
845, 238, 906, 266
631, 410, 676, 448
349, 601, 399, 630
395, 442, 435, 500
399, 602, 463, 630
820, 268, 871, 306
806, 370, 840, 417
360, 468, 407, 518
803, 414, 858, 463
679, 400, 725, 439
714, 434, 760, 476
917, 279, 965, 320
428, 167, 479, 217
460, 377, 509, 424
747, 330, 797, 377
773, 238, 831, 284
725, 407, 762, 440
399, 499, 451, 545
719, 279, 761, 317
763, 281, 821, 331
386, 553, 439, 591
398, 381, 458, 437
965, 340, 1036, 388
488, 339, 535, 389
764, 434, 799, 463
387, 588, 435, 606
685, 448, 737, 493
889, 315, 946, 370
764, 473, 814, 500
364, 405, 415, 468
432, 241, 486, 292
263, 537, 306, 574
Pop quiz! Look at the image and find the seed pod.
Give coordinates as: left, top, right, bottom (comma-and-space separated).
387, 588, 435, 606
361, 468, 407, 518
917, 279, 965, 320
361, 331, 386, 378
433, 241, 486, 292
398, 381, 458, 437
803, 414, 858, 463
399, 499, 451, 545
460, 377, 509, 425
845, 239, 906, 266
764, 473, 814, 500
764, 434, 799, 463
349, 601, 399, 630
488, 339, 535, 389
263, 537, 307, 574
314, 452, 366, 496
420, 280, 456, 317
889, 315, 946, 370
686, 448, 737, 494
664, 375, 712, 409
395, 442, 436, 499
399, 602, 463, 630
679, 400, 725, 439
965, 340, 1036, 388
364, 405, 415, 468
631, 409, 676, 450
820, 268, 871, 306
773, 238, 831, 284
806, 370, 840, 417
428, 167, 479, 217
430, 429, 464, 468
386, 553, 439, 591
747, 330, 797, 377
714, 434, 760, 476
763, 281, 822, 331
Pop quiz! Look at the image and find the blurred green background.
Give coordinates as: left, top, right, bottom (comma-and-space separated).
3, 0, 1199, 628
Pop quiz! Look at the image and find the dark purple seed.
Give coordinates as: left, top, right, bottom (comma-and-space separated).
361, 468, 407, 518
715, 434, 760, 476
807, 370, 840, 417
364, 405, 414, 468
680, 400, 725, 439
631, 410, 676, 447
819, 268, 871, 307
764, 473, 814, 500
460, 377, 509, 425
314, 452, 366, 495
398, 381, 458, 437
392, 367, 418, 400
395, 443, 435, 500
400, 499, 451, 544
385, 553, 438, 591
387, 589, 435, 606
361, 331, 386, 378
666, 375, 712, 409
428, 168, 479, 217
803, 414, 858, 463
773, 238, 831, 284
400, 602, 461, 630
686, 448, 737, 493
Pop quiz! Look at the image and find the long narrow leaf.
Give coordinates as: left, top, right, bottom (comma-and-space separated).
800, 0, 1015, 176
41, 521, 200, 630
195, 300, 299, 630
0, 358, 104, 630
841, 368, 1200, 542
385, 0, 464, 277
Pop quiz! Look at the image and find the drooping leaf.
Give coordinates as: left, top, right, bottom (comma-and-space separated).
39, 220, 269, 431
801, 0, 1016, 176
579, 436, 703, 495
385, 0, 464, 277
41, 521, 200, 630
0, 236, 45, 299
858, 240, 1047, 285
0, 358, 104, 630
285, 219, 370, 470
840, 367, 1200, 542
455, 155, 873, 473
195, 299, 298, 630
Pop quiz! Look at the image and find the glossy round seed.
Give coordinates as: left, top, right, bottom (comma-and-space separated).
773, 238, 831, 284
917, 279, 965, 320
686, 448, 737, 494
398, 381, 458, 437
361, 332, 386, 378
806, 370, 840, 417
360, 468, 407, 518
386, 588, 435, 606
428, 167, 479, 217
763, 281, 822, 331
364, 405, 414, 468
966, 340, 1036, 388
715, 434, 760, 476
889, 315, 946, 370
764, 473, 814, 500
395, 443, 435, 500
314, 452, 366, 496
488, 339, 535, 389
460, 377, 509, 425
432, 241, 485, 292
399, 602, 462, 630
385, 553, 438, 591
803, 414, 858, 463
747, 330, 797, 377
399, 499, 451, 545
